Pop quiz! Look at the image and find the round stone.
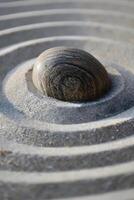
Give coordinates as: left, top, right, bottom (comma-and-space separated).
32, 47, 111, 102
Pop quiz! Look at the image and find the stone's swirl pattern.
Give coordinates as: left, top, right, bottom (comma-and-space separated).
0, 0, 134, 200
32, 47, 110, 102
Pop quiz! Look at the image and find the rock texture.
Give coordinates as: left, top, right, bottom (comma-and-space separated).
32, 47, 110, 102
0, 0, 134, 200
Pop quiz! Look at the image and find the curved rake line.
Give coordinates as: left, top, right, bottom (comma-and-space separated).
4, 134, 134, 156
0, 35, 133, 56
0, 0, 134, 8
0, 21, 134, 36
0, 9, 134, 21
0, 160, 134, 183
